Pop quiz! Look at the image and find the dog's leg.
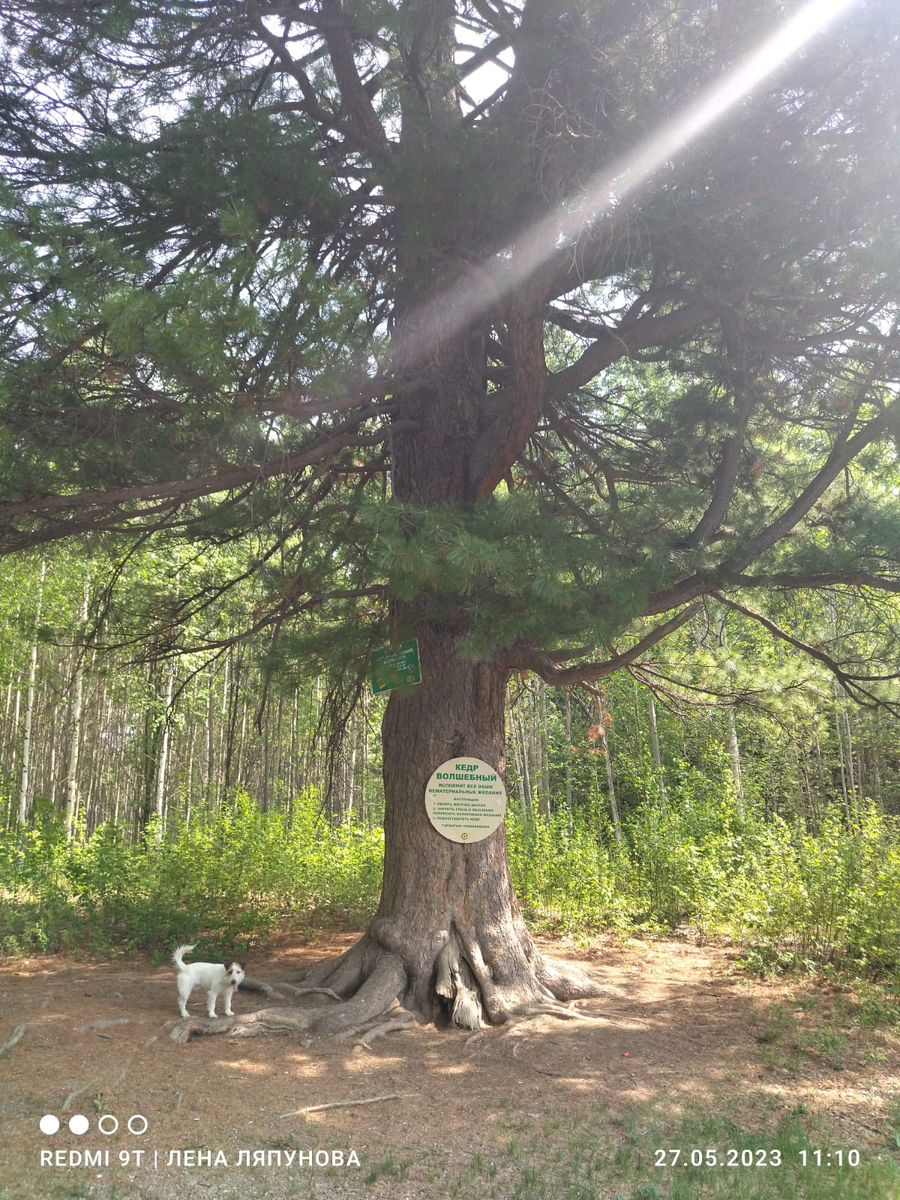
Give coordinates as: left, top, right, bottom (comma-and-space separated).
178, 978, 193, 1019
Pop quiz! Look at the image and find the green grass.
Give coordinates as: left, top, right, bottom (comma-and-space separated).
363, 1152, 413, 1185
0, 790, 383, 958
745, 984, 900, 1075
444, 1100, 900, 1200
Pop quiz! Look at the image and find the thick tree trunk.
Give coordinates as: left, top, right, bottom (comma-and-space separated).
367, 624, 589, 1027
173, 624, 601, 1045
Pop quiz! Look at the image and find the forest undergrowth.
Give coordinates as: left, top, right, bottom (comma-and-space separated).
1, 787, 899, 984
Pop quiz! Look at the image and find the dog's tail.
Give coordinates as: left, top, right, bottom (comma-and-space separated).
172, 943, 196, 970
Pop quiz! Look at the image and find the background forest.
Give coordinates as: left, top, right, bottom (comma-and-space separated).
2, 540, 898, 978
0, 0, 899, 992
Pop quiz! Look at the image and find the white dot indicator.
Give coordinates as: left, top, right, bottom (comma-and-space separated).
127, 1114, 149, 1135
68, 1114, 89, 1135
39, 1115, 60, 1135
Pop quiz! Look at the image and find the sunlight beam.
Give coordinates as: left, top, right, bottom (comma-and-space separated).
552, 0, 857, 254
399, 0, 858, 365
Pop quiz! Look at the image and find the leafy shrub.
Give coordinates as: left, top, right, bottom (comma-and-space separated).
0, 790, 383, 957
2, 781, 899, 980
508, 778, 900, 978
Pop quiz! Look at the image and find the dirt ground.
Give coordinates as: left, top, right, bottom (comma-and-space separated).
1, 930, 898, 1200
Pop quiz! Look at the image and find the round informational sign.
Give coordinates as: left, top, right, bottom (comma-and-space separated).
424, 757, 507, 844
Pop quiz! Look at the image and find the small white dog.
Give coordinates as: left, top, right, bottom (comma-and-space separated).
172, 944, 245, 1019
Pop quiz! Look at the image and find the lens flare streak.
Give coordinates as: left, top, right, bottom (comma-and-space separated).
399, 0, 857, 363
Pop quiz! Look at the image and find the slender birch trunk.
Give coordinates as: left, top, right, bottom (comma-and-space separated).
154, 659, 176, 832
17, 559, 46, 825
65, 571, 90, 838
715, 609, 744, 813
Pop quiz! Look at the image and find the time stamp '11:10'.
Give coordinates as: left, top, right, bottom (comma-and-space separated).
654, 1148, 861, 1168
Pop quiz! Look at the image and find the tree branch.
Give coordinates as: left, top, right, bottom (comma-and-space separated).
495, 602, 701, 685
712, 591, 900, 714
644, 394, 900, 615
724, 571, 900, 594
470, 276, 549, 497
247, 1, 388, 159
0, 419, 418, 551
471, 301, 713, 495
320, 0, 391, 159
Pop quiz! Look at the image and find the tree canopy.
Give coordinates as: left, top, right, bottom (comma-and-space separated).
0, 0, 898, 690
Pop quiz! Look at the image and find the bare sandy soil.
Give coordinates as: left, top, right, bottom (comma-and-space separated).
1, 930, 898, 1200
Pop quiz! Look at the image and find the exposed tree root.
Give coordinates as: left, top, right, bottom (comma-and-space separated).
509, 1002, 605, 1022
536, 953, 609, 1001
352, 1013, 418, 1049
171, 951, 406, 1044
236, 977, 341, 1004
288, 937, 370, 997
0, 1024, 27, 1057
276, 984, 342, 1002
237, 977, 281, 1000
435, 931, 484, 1030
171, 920, 614, 1045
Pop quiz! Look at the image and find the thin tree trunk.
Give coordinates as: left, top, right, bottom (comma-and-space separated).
361, 691, 370, 823
154, 660, 177, 832
715, 609, 744, 813
235, 694, 248, 792
83, 672, 106, 834
17, 559, 46, 825
827, 589, 853, 821
260, 706, 271, 814
223, 650, 240, 796
205, 661, 216, 808
289, 689, 298, 814
599, 726, 621, 843
183, 699, 197, 825
725, 707, 744, 812
345, 715, 357, 819
514, 699, 533, 819
539, 682, 551, 814
112, 677, 129, 830
564, 691, 573, 812
65, 571, 90, 839
47, 718, 57, 807
7, 682, 21, 828
646, 682, 667, 810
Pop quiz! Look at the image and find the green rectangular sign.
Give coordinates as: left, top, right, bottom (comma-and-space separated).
369, 639, 422, 695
